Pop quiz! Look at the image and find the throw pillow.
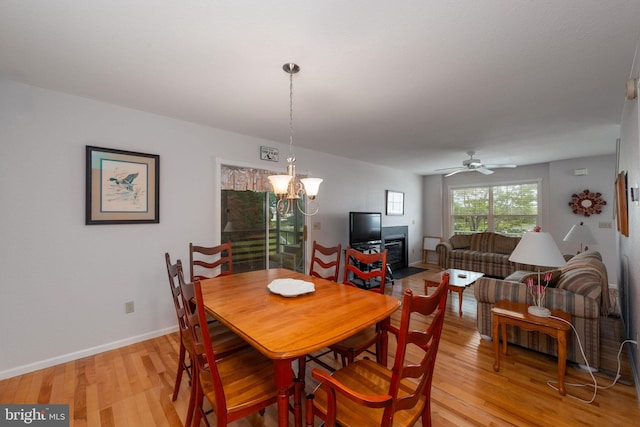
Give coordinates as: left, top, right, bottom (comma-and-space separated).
517, 269, 562, 288
449, 234, 471, 249
493, 234, 520, 255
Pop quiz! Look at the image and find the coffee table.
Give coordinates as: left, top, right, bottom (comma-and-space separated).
491, 300, 571, 395
424, 268, 484, 316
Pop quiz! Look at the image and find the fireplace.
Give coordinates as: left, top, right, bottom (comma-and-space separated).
382, 226, 408, 271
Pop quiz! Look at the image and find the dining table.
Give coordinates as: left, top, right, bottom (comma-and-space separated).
199, 268, 401, 427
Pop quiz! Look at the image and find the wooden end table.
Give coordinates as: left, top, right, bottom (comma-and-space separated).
491, 300, 571, 395
424, 268, 484, 316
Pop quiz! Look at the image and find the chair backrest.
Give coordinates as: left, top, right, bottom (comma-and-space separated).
189, 242, 233, 282
309, 241, 342, 282
342, 247, 387, 293
176, 262, 230, 417
385, 272, 449, 422
165, 253, 189, 335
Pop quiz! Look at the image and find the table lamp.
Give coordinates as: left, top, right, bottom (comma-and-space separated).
508, 227, 566, 317
563, 221, 597, 253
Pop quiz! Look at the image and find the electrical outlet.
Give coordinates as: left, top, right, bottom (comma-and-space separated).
125, 301, 134, 314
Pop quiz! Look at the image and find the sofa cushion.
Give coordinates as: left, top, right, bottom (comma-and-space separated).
449, 234, 471, 249
470, 232, 495, 252
493, 234, 520, 255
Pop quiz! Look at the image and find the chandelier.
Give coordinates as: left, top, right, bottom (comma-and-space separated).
268, 63, 322, 216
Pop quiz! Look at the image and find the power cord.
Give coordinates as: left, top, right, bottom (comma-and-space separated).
547, 314, 637, 403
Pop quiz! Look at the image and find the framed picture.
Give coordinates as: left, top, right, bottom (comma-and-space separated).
615, 171, 628, 237
86, 146, 160, 224
386, 190, 404, 216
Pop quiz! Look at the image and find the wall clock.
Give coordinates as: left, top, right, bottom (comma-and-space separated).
568, 189, 606, 217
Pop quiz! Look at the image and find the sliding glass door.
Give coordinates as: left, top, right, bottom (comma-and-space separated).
220, 165, 305, 273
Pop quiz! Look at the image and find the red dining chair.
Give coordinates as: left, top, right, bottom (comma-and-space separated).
306, 272, 450, 427
309, 241, 342, 282
189, 241, 233, 282
179, 268, 301, 426
329, 248, 388, 366
166, 254, 246, 426
299, 241, 343, 382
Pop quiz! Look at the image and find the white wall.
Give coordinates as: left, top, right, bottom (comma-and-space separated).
548, 155, 618, 285
422, 157, 618, 284
0, 77, 423, 379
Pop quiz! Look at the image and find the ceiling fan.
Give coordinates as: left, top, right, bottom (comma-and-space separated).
435, 151, 517, 177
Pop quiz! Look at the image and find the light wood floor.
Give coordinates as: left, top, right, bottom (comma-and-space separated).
1, 269, 638, 426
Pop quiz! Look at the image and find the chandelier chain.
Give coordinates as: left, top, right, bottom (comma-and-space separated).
289, 69, 294, 157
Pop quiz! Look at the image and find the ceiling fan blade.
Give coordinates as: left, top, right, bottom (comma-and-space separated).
434, 166, 463, 172
483, 164, 517, 169
444, 169, 471, 177
476, 167, 494, 175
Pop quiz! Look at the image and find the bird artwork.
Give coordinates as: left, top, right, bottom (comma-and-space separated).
109, 172, 138, 192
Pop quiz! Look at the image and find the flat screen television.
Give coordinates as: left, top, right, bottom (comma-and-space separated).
349, 212, 382, 246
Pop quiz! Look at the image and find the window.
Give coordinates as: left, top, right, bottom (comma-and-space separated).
450, 181, 539, 237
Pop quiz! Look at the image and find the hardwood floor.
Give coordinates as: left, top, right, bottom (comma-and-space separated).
1, 269, 638, 426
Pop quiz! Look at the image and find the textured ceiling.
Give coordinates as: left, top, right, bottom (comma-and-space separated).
1, 1, 639, 174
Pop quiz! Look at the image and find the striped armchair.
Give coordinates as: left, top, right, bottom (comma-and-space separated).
474, 251, 608, 369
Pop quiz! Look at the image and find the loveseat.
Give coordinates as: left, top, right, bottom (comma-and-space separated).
474, 251, 610, 369
436, 232, 537, 278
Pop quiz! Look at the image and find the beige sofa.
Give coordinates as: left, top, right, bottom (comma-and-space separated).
474, 251, 610, 369
435, 232, 537, 278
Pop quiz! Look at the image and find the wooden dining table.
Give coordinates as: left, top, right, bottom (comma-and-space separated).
199, 268, 401, 427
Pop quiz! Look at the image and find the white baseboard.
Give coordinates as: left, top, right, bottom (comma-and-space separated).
0, 326, 178, 381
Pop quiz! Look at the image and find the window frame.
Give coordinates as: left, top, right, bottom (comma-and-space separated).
446, 178, 542, 237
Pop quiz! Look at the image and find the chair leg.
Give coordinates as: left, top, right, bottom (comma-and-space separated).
294, 378, 303, 426
172, 341, 187, 401
193, 379, 206, 427
305, 394, 315, 427
298, 356, 307, 383
421, 399, 432, 427
185, 363, 197, 427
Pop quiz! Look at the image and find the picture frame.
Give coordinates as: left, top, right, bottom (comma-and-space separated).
386, 190, 404, 216
86, 146, 160, 225
260, 146, 279, 162
615, 171, 628, 237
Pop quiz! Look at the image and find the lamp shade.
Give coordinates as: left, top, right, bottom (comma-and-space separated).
301, 177, 322, 198
268, 174, 292, 195
509, 230, 566, 268
563, 222, 597, 245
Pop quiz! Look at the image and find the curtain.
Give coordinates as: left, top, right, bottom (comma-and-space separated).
220, 165, 273, 192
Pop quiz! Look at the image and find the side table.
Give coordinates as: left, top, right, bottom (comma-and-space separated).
491, 300, 571, 395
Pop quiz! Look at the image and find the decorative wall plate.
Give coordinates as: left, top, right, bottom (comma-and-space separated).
568, 189, 606, 216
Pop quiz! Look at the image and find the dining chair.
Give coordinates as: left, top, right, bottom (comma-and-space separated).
299, 241, 343, 380
305, 272, 450, 427
181, 273, 301, 426
308, 240, 342, 282
166, 254, 247, 427
189, 241, 233, 282
329, 248, 388, 367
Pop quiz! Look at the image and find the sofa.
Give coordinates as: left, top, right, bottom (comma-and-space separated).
436, 232, 537, 279
474, 251, 610, 369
